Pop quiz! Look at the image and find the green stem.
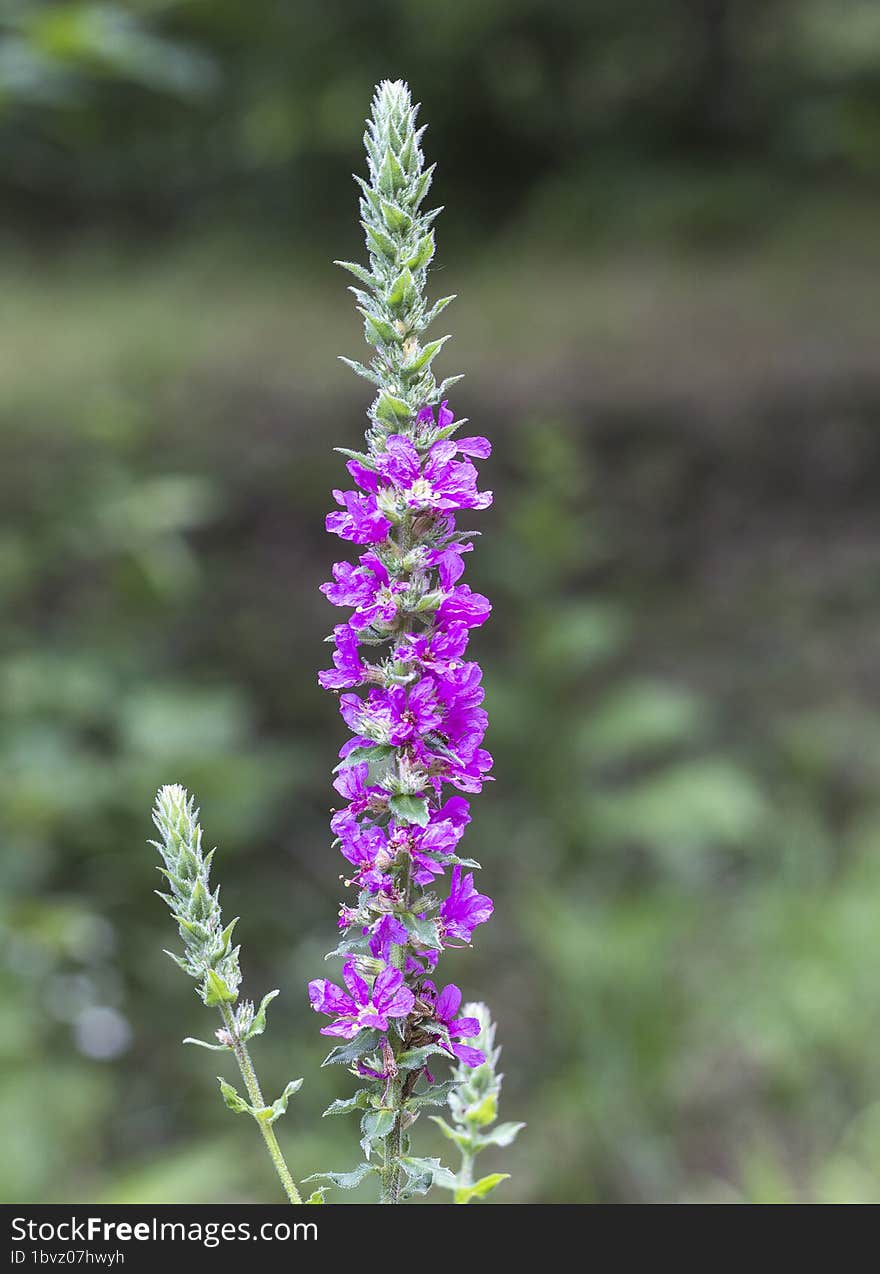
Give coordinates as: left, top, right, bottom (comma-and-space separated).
219, 1003, 302, 1204
379, 512, 421, 1206
458, 1148, 474, 1193
380, 1075, 405, 1204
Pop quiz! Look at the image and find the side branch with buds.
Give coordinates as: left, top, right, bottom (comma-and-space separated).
151, 785, 306, 1205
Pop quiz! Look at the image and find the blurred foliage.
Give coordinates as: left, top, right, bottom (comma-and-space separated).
4, 0, 880, 1206
2, 0, 880, 244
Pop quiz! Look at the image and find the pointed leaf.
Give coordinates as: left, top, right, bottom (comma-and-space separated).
374, 392, 412, 425
323, 1090, 372, 1117
478, 1121, 526, 1148
428, 1115, 470, 1148
303, 1162, 376, 1190
403, 335, 450, 376
240, 989, 280, 1042
454, 1173, 510, 1204
401, 912, 440, 947
389, 794, 430, 827
334, 259, 375, 287
217, 1077, 250, 1115
183, 1036, 230, 1052
321, 1029, 381, 1067
260, 1078, 304, 1125
406, 1080, 457, 1110
204, 968, 237, 1006
380, 199, 411, 233
396, 1043, 449, 1072
400, 1156, 457, 1190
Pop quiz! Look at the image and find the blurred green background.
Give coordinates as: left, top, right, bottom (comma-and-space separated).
3, 0, 880, 1204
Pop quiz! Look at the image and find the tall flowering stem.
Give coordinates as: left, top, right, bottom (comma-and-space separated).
151, 785, 304, 1205
308, 81, 496, 1204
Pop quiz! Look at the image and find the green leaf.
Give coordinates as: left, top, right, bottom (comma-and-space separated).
420, 294, 456, 330
400, 1156, 458, 1190
362, 313, 399, 346
242, 989, 279, 1041
454, 1173, 510, 1204
260, 1078, 304, 1125
334, 447, 378, 471
478, 1121, 525, 1148
400, 1170, 433, 1198
396, 1043, 449, 1072
323, 932, 371, 960
335, 743, 394, 769
363, 224, 396, 260
304, 1190, 326, 1204
378, 147, 405, 197
405, 231, 435, 271
428, 1114, 469, 1148
303, 1162, 376, 1190
321, 1029, 381, 1067
469, 1093, 498, 1127
204, 968, 237, 1006
335, 743, 397, 787
334, 259, 375, 287
360, 1107, 396, 1156
401, 911, 440, 946
380, 199, 411, 233
406, 164, 434, 209
387, 267, 415, 313
337, 356, 382, 387
182, 1035, 230, 1052
403, 335, 449, 376
217, 1077, 250, 1115
217, 916, 239, 956
163, 948, 198, 975
374, 392, 412, 426
389, 794, 430, 827
322, 1090, 372, 1117
406, 1080, 457, 1109
361, 1107, 396, 1141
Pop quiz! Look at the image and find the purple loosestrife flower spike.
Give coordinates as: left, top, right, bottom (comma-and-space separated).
307, 80, 498, 1205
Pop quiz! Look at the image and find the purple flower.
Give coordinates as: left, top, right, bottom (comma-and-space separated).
326, 490, 392, 544
369, 435, 491, 513
308, 960, 414, 1038
395, 622, 470, 670
428, 542, 472, 589
316, 387, 495, 1092
423, 982, 485, 1067
368, 914, 408, 960
437, 585, 492, 629
321, 554, 407, 631
440, 867, 494, 945
386, 680, 443, 744
416, 400, 455, 432
334, 814, 394, 893
318, 625, 366, 689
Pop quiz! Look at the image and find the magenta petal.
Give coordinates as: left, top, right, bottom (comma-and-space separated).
452, 1015, 481, 1038
450, 1042, 485, 1067
372, 963, 404, 1008
456, 436, 491, 458
320, 1019, 359, 1038
359, 1011, 388, 1030
382, 985, 415, 1019
308, 979, 356, 1016
435, 983, 462, 1022
342, 961, 371, 1005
